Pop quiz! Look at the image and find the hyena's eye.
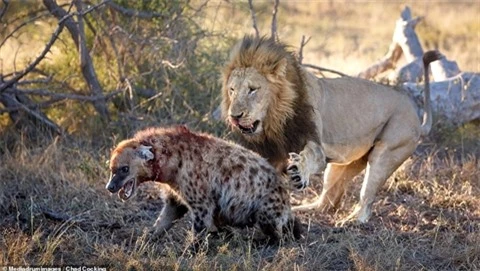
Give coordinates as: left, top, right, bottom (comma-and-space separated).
120, 166, 129, 174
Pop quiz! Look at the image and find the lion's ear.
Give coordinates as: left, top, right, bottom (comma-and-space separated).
273, 58, 288, 77
137, 145, 154, 161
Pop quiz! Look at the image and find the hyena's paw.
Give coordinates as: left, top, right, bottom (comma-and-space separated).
287, 152, 308, 191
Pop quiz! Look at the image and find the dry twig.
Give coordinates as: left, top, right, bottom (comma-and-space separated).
2, 90, 64, 135
42, 208, 121, 229
43, 0, 110, 120
297, 35, 311, 65
0, 0, 111, 94
106, 1, 165, 19
302, 63, 349, 78
247, 0, 260, 38
0, 0, 9, 22
271, 0, 279, 41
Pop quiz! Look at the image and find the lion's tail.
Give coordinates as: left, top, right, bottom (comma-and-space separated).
420, 50, 443, 136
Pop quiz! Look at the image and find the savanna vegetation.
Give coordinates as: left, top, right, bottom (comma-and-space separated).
1, 1, 478, 270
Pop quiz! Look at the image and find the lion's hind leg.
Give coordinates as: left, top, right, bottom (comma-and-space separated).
342, 136, 418, 224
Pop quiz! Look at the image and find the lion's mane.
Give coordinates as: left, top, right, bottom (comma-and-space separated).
221, 36, 319, 165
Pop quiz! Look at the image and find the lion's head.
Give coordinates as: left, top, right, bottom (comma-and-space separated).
221, 36, 318, 162
221, 36, 299, 139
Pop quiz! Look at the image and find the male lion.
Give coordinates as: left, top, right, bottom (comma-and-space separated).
221, 36, 440, 223
105, 126, 302, 244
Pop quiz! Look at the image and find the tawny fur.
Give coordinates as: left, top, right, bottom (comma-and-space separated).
106, 126, 302, 242
221, 35, 439, 223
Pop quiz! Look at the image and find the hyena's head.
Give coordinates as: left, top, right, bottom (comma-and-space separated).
106, 139, 154, 201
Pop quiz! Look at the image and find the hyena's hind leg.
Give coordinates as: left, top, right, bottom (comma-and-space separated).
152, 186, 189, 235
283, 215, 303, 240
256, 197, 296, 245
257, 219, 282, 245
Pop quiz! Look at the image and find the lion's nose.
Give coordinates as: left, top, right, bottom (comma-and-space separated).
230, 112, 244, 120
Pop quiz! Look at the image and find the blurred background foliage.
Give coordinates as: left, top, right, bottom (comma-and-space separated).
0, 0, 235, 146
0, 0, 478, 147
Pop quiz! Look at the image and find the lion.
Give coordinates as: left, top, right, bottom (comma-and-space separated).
105, 126, 302, 244
221, 35, 440, 223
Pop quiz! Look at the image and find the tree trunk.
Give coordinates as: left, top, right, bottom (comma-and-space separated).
358, 6, 423, 81
358, 5, 478, 126
43, 0, 109, 121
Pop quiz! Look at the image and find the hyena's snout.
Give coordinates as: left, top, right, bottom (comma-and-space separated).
105, 174, 123, 193
105, 181, 118, 193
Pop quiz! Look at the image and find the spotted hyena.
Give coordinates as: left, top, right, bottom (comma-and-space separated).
105, 126, 302, 243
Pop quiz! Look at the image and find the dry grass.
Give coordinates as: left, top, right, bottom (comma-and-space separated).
0, 126, 479, 270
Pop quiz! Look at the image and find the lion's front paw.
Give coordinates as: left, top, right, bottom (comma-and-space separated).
287, 152, 308, 191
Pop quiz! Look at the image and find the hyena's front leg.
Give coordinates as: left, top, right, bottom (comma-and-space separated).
152, 187, 188, 235
287, 141, 326, 190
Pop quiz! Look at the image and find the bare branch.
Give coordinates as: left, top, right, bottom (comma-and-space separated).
42, 208, 121, 229
271, 0, 279, 41
358, 6, 425, 80
190, 0, 209, 17
0, 21, 65, 93
0, 98, 64, 113
42, 209, 71, 222
106, 1, 165, 19
302, 63, 349, 78
0, 11, 51, 49
0, 91, 63, 135
42, 0, 111, 120
247, 0, 259, 38
0, 0, 111, 94
6, 88, 122, 101
0, 88, 122, 114
297, 35, 311, 65
92, 12, 125, 81
357, 43, 402, 79
0, 0, 10, 22
16, 77, 53, 85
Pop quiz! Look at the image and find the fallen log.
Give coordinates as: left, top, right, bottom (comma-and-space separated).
358, 6, 479, 126
358, 6, 462, 83
402, 72, 480, 125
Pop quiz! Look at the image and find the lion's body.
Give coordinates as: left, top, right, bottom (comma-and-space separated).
307, 75, 422, 164
221, 36, 438, 223
106, 126, 302, 242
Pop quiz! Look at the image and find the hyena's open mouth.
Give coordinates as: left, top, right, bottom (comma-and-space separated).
118, 178, 135, 201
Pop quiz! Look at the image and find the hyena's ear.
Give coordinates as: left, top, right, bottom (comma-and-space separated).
176, 125, 189, 134
136, 145, 154, 161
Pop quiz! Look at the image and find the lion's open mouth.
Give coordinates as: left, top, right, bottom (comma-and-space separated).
118, 178, 135, 201
237, 120, 260, 134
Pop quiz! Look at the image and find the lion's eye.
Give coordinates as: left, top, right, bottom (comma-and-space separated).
229, 87, 235, 93
248, 87, 258, 94
120, 166, 129, 174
